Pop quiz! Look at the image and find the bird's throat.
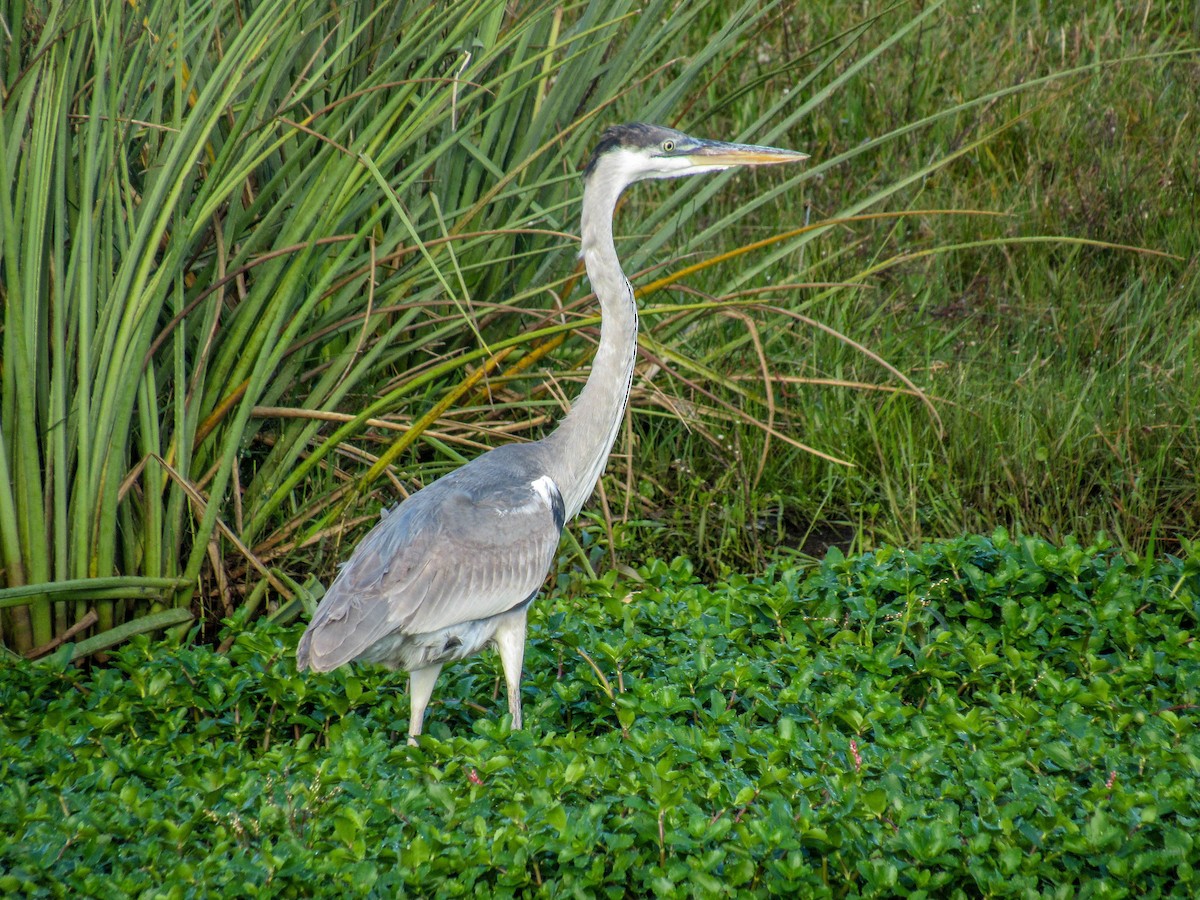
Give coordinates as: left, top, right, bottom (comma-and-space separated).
542, 187, 639, 520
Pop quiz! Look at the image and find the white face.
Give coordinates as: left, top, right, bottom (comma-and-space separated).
603, 147, 733, 185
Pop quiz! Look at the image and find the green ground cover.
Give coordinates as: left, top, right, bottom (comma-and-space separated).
3, 532, 1198, 895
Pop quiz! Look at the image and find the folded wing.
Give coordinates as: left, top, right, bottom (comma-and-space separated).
297, 458, 564, 672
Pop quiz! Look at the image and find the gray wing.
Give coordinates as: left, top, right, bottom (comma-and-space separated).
297, 453, 565, 672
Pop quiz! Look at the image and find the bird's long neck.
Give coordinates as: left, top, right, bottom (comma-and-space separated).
542, 172, 638, 520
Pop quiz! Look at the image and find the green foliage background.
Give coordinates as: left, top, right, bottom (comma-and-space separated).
3, 0, 1197, 654
2, 0, 1200, 893
3, 0, 822, 652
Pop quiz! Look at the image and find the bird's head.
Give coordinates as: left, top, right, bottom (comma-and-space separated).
584, 122, 808, 187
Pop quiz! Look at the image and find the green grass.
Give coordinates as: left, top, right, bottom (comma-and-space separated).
1, 0, 822, 652
3, 4, 1198, 893
616, 2, 1200, 568
2, 532, 1198, 895
3, 0, 1197, 651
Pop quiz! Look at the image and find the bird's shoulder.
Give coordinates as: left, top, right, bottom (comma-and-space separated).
305, 444, 565, 648
397, 444, 561, 530
340, 444, 563, 583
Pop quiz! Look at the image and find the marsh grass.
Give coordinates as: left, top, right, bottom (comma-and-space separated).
1, 0, 1197, 652
3, 0, 830, 653
614, 1, 1200, 569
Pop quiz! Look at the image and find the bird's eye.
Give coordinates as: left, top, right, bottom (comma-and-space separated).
661, 140, 675, 153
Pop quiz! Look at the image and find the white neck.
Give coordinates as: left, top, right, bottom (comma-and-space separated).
541, 162, 639, 519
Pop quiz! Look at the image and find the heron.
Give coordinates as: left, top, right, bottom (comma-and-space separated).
296, 122, 808, 739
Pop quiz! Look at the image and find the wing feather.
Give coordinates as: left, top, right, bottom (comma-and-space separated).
297, 455, 564, 672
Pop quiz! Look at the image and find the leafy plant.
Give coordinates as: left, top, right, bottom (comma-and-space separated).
1, 533, 1197, 895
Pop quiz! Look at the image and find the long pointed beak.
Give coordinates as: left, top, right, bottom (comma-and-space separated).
689, 139, 809, 167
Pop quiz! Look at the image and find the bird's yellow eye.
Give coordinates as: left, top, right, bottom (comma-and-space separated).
661, 140, 675, 153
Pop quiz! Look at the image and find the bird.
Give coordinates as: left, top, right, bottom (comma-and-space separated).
296, 123, 808, 739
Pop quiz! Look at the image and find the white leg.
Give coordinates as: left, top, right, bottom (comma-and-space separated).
492, 608, 529, 730
408, 664, 442, 743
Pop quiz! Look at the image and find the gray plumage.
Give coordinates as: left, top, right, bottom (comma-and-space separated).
298, 445, 562, 671
296, 123, 807, 739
